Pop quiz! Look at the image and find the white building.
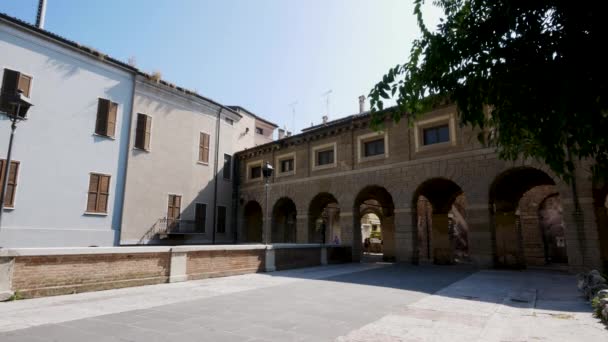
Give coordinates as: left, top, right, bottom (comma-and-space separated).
0, 14, 136, 247
119, 77, 277, 245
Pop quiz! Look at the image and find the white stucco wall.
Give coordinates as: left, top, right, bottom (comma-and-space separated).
0, 23, 134, 247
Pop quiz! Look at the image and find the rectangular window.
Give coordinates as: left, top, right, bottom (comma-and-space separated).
423, 124, 450, 145
217, 206, 227, 233
0, 69, 32, 117
195, 203, 206, 233
363, 138, 385, 157
250, 165, 262, 179
223, 154, 232, 180
280, 158, 294, 173
224, 117, 234, 125
134, 113, 152, 150
86, 173, 110, 213
199, 132, 210, 163
167, 194, 181, 221
317, 149, 334, 166
255, 127, 264, 134
0, 160, 19, 207
95, 98, 118, 137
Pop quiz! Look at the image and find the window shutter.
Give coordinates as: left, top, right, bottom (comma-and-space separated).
200, 133, 210, 163
5, 161, 19, 207
1, 69, 19, 95
144, 116, 152, 150
135, 114, 146, 149
96, 99, 109, 136
106, 102, 117, 137
17, 74, 32, 97
97, 175, 110, 213
87, 174, 99, 212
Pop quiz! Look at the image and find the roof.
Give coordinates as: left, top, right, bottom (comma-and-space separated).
301, 111, 372, 132
0, 12, 241, 117
227, 106, 278, 128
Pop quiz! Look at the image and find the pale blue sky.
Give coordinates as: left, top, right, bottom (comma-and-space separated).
1, 0, 441, 133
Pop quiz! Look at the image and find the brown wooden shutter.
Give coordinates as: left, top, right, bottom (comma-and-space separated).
17, 74, 32, 97
199, 133, 210, 163
167, 195, 181, 220
0, 160, 19, 207
87, 174, 99, 212
95, 99, 109, 136
86, 173, 110, 213
1, 69, 19, 96
106, 101, 117, 137
144, 115, 152, 150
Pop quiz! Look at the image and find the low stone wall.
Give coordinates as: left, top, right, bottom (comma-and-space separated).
0, 244, 347, 299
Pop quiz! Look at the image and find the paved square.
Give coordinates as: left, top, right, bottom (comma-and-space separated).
0, 263, 605, 341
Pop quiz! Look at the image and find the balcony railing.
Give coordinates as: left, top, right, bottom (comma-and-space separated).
157, 218, 205, 235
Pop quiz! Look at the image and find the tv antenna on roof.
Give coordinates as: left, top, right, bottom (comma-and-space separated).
322, 90, 332, 118
289, 101, 297, 133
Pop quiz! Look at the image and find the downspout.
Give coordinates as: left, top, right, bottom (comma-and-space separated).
117, 74, 137, 245
211, 107, 222, 244
232, 155, 239, 243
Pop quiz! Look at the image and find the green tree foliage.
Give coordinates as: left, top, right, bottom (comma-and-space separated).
369, 0, 608, 181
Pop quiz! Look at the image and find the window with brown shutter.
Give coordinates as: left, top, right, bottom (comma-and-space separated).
95, 98, 118, 137
0, 159, 20, 208
167, 194, 181, 220
195, 203, 207, 232
134, 113, 152, 150
199, 132, 210, 163
0, 69, 32, 116
86, 173, 110, 213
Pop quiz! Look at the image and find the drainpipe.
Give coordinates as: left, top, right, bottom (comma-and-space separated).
232, 156, 239, 243
211, 107, 222, 244
116, 74, 137, 245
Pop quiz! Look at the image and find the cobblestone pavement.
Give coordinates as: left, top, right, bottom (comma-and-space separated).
0, 263, 605, 341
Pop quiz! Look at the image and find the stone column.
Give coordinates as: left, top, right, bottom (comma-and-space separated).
339, 211, 359, 261
382, 216, 396, 261
169, 250, 187, 283
296, 214, 308, 243
394, 210, 415, 263
466, 204, 494, 267
561, 197, 602, 271
265, 248, 276, 272
0, 257, 15, 301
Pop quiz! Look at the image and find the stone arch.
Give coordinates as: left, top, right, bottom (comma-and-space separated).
308, 192, 340, 244
489, 166, 566, 268
412, 178, 468, 264
353, 185, 395, 262
243, 201, 263, 243
271, 197, 297, 243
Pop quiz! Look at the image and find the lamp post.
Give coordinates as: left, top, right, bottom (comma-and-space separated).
0, 90, 33, 231
262, 161, 273, 245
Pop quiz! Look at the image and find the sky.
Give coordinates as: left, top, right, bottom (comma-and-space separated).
0, 0, 442, 134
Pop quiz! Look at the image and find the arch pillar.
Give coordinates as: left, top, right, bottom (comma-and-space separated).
394, 209, 416, 263
467, 205, 494, 267
381, 215, 396, 261
561, 196, 602, 271
296, 214, 308, 243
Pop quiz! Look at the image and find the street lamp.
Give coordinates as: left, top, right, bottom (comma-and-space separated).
262, 161, 273, 244
0, 90, 34, 230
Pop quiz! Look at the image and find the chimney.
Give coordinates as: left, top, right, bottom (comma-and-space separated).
286, 131, 292, 137
36, 0, 47, 29
322, 115, 328, 124
359, 95, 366, 113
278, 128, 285, 139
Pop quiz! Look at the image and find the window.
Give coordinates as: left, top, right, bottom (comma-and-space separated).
199, 132, 210, 163
86, 173, 110, 213
217, 206, 227, 233
0, 160, 19, 207
255, 127, 264, 134
363, 138, 385, 157
0, 69, 32, 117
167, 194, 181, 221
195, 203, 207, 233
423, 124, 450, 145
134, 113, 152, 150
95, 98, 118, 138
223, 154, 232, 180
317, 149, 334, 166
224, 117, 234, 125
250, 165, 262, 179
280, 158, 294, 173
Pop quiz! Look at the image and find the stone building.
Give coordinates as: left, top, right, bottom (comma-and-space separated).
235, 104, 608, 272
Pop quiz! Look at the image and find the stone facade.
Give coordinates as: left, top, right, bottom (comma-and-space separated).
236, 104, 606, 272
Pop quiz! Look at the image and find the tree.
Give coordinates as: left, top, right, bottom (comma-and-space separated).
369, 0, 608, 181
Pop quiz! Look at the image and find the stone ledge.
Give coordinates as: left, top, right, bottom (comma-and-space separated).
0, 246, 172, 257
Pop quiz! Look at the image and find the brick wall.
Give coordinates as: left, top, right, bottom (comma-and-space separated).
11, 252, 170, 298
275, 247, 321, 270
186, 249, 265, 280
